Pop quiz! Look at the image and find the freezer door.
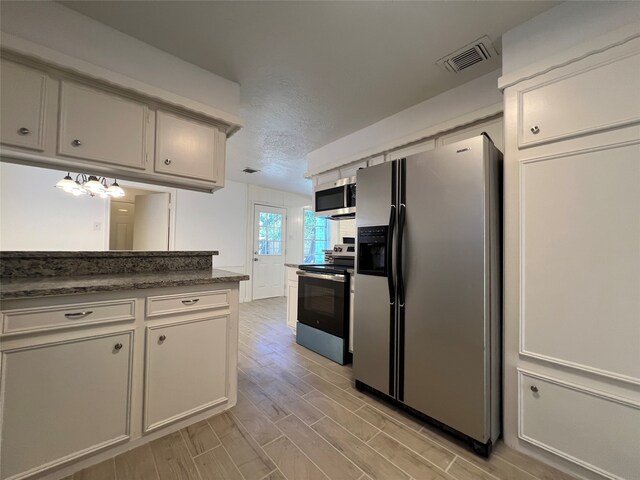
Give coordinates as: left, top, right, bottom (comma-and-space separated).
400, 136, 490, 442
353, 161, 397, 396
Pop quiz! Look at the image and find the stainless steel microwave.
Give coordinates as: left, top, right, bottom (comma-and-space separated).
314, 176, 356, 219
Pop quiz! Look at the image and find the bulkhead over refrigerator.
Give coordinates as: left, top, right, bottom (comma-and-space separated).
353, 134, 502, 456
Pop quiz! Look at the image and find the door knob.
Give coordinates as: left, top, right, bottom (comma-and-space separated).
18, 127, 30, 135
71, 139, 82, 147
254, 258, 258, 261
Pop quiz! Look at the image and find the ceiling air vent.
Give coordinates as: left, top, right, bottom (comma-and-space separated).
436, 36, 498, 73
242, 167, 260, 174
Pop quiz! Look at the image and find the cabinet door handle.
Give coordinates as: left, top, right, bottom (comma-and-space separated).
164, 158, 172, 165
159, 335, 167, 342
530, 125, 540, 135
72, 139, 82, 147
18, 127, 30, 135
530, 385, 539, 393
64, 311, 93, 319
114, 343, 123, 351
181, 298, 200, 305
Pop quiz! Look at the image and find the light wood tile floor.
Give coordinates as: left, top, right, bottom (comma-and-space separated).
70, 297, 576, 480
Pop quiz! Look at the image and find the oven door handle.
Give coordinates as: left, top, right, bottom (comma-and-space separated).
296, 271, 346, 283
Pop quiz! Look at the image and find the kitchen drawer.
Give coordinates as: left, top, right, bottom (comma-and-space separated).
146, 289, 229, 318
518, 48, 640, 149
2, 299, 136, 335
519, 370, 640, 479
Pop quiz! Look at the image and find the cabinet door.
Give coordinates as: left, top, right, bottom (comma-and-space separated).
144, 315, 228, 432
520, 371, 640, 479
58, 81, 147, 169
155, 111, 223, 184
0, 332, 132, 480
518, 50, 640, 148
0, 59, 47, 151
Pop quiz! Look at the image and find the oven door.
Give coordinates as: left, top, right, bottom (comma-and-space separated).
297, 271, 348, 338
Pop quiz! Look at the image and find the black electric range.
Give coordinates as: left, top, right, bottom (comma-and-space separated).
295, 261, 353, 365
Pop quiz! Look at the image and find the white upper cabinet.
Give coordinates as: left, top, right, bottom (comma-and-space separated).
0, 59, 47, 151
155, 111, 224, 184
58, 81, 147, 169
518, 50, 640, 148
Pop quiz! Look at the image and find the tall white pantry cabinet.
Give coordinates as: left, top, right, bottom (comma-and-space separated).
502, 33, 640, 480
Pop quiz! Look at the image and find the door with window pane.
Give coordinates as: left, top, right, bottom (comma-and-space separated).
252, 205, 286, 300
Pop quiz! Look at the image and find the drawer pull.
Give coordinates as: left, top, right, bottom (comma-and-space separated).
530, 125, 540, 135
181, 298, 200, 305
64, 311, 94, 319
159, 335, 167, 342
18, 127, 30, 135
114, 343, 123, 351
530, 385, 539, 393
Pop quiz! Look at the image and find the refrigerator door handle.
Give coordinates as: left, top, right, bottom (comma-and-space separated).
397, 203, 406, 307
387, 204, 396, 305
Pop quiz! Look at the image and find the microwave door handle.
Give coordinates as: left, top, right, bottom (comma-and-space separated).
387, 205, 396, 305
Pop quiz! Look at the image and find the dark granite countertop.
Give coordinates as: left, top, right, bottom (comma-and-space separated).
0, 251, 218, 259
0, 269, 249, 300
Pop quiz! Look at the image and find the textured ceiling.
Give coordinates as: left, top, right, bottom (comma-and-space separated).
61, 1, 557, 195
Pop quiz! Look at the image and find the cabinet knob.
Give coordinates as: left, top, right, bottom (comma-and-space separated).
530, 125, 540, 135
159, 334, 167, 342
114, 343, 123, 351
530, 385, 538, 393
18, 127, 30, 135
164, 158, 171, 165
72, 139, 82, 147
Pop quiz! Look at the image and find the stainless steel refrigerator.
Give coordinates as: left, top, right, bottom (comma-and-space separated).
353, 134, 502, 456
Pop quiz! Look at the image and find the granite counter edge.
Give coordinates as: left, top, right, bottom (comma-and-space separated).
1, 271, 250, 301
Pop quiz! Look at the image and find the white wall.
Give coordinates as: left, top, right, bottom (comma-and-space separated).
174, 181, 248, 267
0, 163, 108, 251
0, 1, 239, 117
306, 69, 503, 174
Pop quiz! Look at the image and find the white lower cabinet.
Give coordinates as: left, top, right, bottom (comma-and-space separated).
286, 266, 298, 332
0, 283, 239, 480
0, 332, 133, 480
144, 315, 229, 432
519, 371, 640, 480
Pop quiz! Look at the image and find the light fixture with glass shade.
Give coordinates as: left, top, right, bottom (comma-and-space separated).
54, 172, 127, 199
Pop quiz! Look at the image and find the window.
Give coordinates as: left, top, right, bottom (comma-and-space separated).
303, 208, 331, 264
258, 211, 283, 255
